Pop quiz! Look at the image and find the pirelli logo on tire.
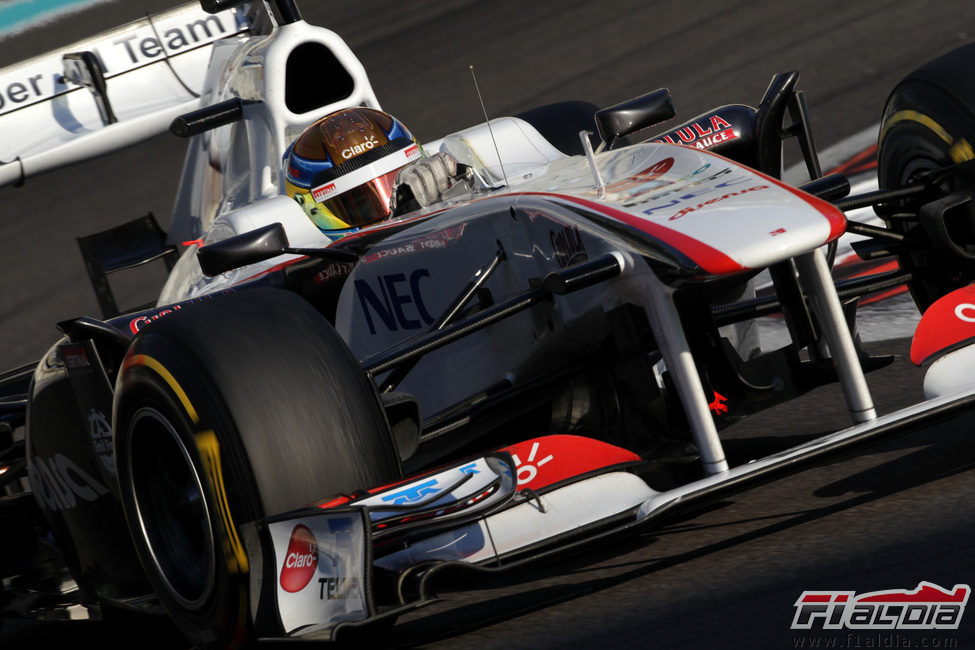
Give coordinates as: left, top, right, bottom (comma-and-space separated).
195, 430, 249, 575
880, 110, 975, 164
123, 353, 249, 575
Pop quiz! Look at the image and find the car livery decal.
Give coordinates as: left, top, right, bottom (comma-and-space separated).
28, 453, 110, 511
122, 291, 229, 334
911, 284, 975, 365
541, 191, 744, 276
354, 269, 435, 335
518, 146, 845, 275
500, 435, 640, 491
280, 524, 319, 593
652, 114, 740, 150
269, 513, 368, 633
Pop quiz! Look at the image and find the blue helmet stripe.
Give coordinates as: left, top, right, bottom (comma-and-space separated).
286, 152, 336, 189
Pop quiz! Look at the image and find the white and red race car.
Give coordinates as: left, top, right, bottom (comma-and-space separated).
3, 1, 975, 647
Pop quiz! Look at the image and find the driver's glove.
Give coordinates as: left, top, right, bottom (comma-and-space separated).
391, 152, 470, 216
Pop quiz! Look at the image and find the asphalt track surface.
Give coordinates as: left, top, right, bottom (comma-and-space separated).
3, 1, 975, 648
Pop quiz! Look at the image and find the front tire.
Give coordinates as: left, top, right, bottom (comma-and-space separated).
114, 288, 400, 648
877, 43, 975, 310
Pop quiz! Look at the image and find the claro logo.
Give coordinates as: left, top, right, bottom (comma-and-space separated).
29, 454, 110, 511
280, 524, 318, 593
341, 134, 378, 159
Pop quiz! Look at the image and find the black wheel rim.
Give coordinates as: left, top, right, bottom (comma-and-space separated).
127, 407, 216, 609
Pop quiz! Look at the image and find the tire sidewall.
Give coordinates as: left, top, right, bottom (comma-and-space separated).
114, 339, 254, 649
112, 288, 402, 648
878, 79, 975, 309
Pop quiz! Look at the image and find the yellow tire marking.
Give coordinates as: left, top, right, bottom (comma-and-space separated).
123, 354, 249, 575
880, 110, 975, 164
196, 430, 249, 575
950, 138, 975, 163
124, 354, 200, 424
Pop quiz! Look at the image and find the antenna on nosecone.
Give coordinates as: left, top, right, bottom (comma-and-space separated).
469, 65, 510, 187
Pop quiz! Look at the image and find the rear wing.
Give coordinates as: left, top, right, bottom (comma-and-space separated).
0, 2, 261, 190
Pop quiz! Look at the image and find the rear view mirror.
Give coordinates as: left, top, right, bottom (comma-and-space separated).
595, 89, 675, 148
197, 222, 359, 276
197, 223, 290, 276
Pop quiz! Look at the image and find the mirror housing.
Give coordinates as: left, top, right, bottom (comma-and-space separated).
595, 89, 675, 148
197, 223, 289, 277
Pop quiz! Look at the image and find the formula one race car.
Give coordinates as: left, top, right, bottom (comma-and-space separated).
4, 0, 975, 647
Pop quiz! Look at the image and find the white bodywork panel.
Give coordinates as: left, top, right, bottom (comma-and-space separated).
267, 512, 369, 635
923, 345, 975, 400
157, 194, 328, 304
373, 471, 654, 570
0, 3, 253, 189
425, 116, 569, 186
510, 144, 845, 272
164, 16, 381, 243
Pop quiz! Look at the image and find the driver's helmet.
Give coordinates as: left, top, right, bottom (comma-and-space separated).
284, 108, 420, 237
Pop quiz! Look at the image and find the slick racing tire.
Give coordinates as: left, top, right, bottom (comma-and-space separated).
877, 42, 975, 311
113, 288, 401, 649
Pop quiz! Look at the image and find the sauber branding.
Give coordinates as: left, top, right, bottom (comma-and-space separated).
280, 524, 319, 593
0, 7, 248, 117
792, 582, 970, 630
653, 115, 739, 151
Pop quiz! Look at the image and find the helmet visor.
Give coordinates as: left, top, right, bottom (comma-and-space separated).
320, 167, 400, 227
306, 142, 420, 230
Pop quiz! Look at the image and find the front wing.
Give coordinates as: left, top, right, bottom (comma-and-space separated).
241, 383, 975, 642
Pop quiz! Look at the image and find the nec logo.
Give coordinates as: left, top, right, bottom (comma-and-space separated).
354, 269, 435, 335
